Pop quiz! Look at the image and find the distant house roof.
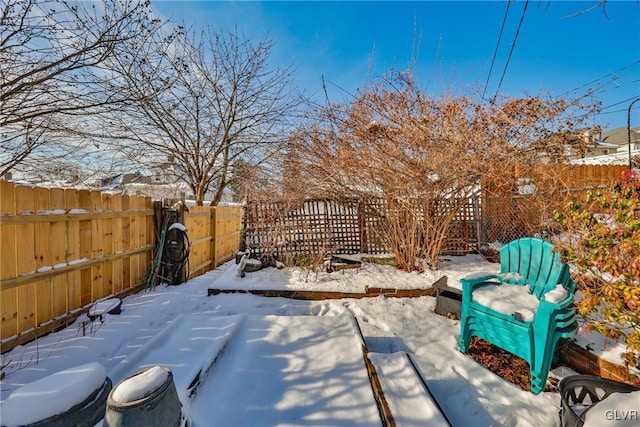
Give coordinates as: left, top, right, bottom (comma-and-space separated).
599, 126, 640, 146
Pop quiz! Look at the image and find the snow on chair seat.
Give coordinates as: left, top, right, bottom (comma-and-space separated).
459, 237, 577, 394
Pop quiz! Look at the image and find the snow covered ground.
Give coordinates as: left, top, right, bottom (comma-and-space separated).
0, 255, 635, 426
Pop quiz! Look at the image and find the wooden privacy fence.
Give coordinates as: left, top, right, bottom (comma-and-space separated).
185, 205, 243, 278
481, 164, 629, 244
0, 183, 244, 353
0, 181, 155, 351
241, 198, 480, 260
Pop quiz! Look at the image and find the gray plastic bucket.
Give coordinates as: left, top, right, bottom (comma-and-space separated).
104, 366, 182, 427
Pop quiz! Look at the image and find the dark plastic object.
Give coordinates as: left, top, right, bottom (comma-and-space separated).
559, 374, 640, 427
24, 377, 112, 427
104, 367, 182, 427
433, 276, 462, 318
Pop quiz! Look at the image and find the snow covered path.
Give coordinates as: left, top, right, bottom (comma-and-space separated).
1, 258, 568, 426
187, 315, 381, 426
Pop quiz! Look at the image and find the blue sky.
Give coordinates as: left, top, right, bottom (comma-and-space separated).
151, 1, 640, 132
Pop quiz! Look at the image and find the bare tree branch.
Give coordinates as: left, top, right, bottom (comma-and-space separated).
1, 0, 156, 176
105, 25, 303, 205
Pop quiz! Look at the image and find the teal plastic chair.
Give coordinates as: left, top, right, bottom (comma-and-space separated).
459, 237, 577, 394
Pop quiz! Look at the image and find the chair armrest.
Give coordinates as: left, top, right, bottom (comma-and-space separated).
460, 274, 502, 291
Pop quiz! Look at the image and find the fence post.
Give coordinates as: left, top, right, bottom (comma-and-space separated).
358, 199, 368, 254
211, 207, 217, 269
474, 196, 483, 248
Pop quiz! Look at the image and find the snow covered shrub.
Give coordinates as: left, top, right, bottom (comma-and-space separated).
556, 170, 640, 370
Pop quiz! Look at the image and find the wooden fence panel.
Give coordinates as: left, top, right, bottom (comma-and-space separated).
51, 189, 69, 317
15, 185, 36, 333
78, 190, 93, 306
121, 196, 131, 289
186, 206, 212, 277
0, 182, 244, 352
183, 205, 242, 277
102, 193, 114, 297
1, 181, 17, 339
482, 164, 629, 244
112, 195, 124, 295
0, 183, 154, 351
34, 187, 52, 325
241, 198, 479, 260
214, 207, 242, 267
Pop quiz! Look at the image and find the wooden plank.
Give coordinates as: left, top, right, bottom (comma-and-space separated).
111, 195, 124, 294
0, 247, 153, 291
15, 185, 36, 333
34, 187, 53, 325
1, 181, 18, 339
121, 196, 131, 289
138, 197, 150, 282
91, 191, 104, 299
50, 189, 68, 317
0, 209, 152, 224
129, 196, 141, 286
63, 189, 80, 312
102, 193, 114, 296
78, 190, 93, 306
145, 198, 154, 270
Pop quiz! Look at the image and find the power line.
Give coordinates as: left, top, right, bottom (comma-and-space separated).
600, 94, 640, 111
481, 0, 512, 102
563, 60, 640, 97
492, 0, 529, 104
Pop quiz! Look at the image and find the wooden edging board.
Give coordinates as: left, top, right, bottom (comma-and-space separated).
207, 287, 436, 300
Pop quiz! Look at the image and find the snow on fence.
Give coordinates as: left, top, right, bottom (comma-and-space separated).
0, 182, 243, 353
0, 181, 155, 351
241, 197, 480, 260
185, 205, 242, 278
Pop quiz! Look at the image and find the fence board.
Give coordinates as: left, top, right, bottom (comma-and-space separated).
121, 196, 131, 289
91, 191, 104, 300
15, 185, 36, 332
34, 188, 52, 325
78, 190, 93, 306
102, 193, 114, 296
214, 207, 242, 267
112, 194, 124, 294
1, 181, 18, 339
49, 188, 67, 317
0, 183, 155, 351
482, 164, 628, 244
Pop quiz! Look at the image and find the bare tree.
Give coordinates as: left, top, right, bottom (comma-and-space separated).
290, 69, 596, 271
0, 0, 156, 177
106, 26, 302, 205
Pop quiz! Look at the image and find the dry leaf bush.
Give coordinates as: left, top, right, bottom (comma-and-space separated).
289, 69, 595, 271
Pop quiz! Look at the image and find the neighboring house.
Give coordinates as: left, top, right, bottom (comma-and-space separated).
570, 126, 640, 166
98, 171, 191, 200
98, 171, 236, 204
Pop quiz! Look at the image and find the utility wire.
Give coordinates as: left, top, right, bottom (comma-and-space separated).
481, 0, 512, 102
492, 0, 529, 104
562, 60, 640, 98
601, 95, 640, 110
